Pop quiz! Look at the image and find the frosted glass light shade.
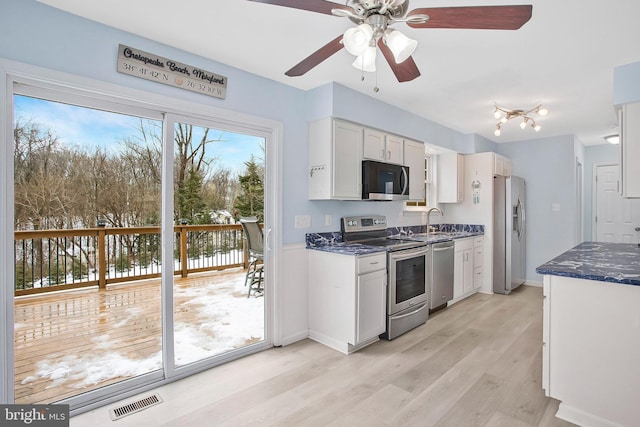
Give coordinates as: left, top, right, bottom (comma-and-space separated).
352, 46, 377, 72
605, 134, 619, 144
384, 29, 417, 63
343, 24, 373, 56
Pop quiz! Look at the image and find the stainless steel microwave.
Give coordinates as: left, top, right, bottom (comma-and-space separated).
362, 160, 409, 201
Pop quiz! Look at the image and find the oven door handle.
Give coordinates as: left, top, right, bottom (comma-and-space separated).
389, 246, 429, 261
389, 303, 428, 320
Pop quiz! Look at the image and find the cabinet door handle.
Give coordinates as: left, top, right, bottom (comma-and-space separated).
369, 261, 380, 265
387, 150, 391, 160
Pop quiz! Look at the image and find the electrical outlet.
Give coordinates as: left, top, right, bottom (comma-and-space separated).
552, 203, 561, 212
294, 215, 312, 229
325, 214, 332, 227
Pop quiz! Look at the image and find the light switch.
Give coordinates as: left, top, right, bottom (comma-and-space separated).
295, 215, 312, 229
551, 203, 561, 212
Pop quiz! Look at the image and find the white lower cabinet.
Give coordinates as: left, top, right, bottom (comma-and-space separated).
308, 250, 387, 354
473, 236, 484, 290
542, 274, 640, 426
452, 236, 482, 304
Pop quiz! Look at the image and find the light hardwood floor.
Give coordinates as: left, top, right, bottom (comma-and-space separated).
71, 285, 576, 427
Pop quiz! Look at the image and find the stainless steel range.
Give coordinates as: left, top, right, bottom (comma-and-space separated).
342, 215, 430, 340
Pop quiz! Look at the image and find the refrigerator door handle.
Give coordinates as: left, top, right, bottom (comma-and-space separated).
514, 198, 525, 241
520, 199, 526, 239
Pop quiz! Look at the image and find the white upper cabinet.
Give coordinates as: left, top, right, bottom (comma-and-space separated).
363, 127, 404, 165
404, 139, 426, 201
494, 153, 512, 177
385, 134, 404, 165
437, 153, 464, 203
363, 128, 385, 161
308, 118, 363, 200
619, 101, 640, 198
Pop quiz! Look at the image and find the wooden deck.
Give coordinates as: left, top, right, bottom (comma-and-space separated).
13, 268, 264, 404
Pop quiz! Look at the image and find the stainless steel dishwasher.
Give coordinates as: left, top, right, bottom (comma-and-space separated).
430, 241, 455, 311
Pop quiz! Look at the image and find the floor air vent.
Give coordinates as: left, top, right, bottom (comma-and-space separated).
109, 393, 163, 421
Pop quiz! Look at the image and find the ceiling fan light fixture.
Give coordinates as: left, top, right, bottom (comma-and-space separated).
494, 109, 502, 119
534, 124, 541, 132
383, 29, 417, 64
343, 23, 374, 56
537, 107, 549, 116
352, 46, 377, 72
495, 125, 502, 136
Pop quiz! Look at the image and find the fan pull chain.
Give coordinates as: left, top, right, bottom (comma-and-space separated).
374, 68, 379, 93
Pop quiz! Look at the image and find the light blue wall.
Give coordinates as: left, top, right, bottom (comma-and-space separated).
472, 134, 499, 154
496, 135, 579, 283
613, 61, 640, 105
331, 83, 473, 153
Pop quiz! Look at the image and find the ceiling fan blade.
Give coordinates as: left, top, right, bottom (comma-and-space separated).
407, 5, 532, 30
285, 35, 344, 77
377, 39, 421, 83
247, 0, 352, 16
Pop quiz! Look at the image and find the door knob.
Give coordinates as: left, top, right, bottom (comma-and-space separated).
635, 227, 640, 232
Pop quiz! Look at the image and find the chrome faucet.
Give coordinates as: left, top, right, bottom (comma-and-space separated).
426, 207, 443, 233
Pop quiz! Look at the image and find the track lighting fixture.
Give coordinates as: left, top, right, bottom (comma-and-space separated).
493, 104, 548, 136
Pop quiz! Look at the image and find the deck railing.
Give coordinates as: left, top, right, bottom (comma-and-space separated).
14, 224, 247, 296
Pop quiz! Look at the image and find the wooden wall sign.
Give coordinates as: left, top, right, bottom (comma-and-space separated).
117, 44, 227, 99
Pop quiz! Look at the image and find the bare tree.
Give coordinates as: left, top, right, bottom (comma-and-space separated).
14, 119, 65, 230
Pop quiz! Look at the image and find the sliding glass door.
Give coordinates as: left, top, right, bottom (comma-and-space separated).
12, 93, 165, 404
6, 82, 274, 410
168, 116, 267, 369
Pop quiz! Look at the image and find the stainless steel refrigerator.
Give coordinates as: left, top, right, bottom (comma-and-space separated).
493, 175, 526, 294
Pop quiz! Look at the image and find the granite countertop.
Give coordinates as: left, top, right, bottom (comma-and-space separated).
306, 224, 484, 256
391, 230, 483, 243
536, 241, 640, 286
306, 241, 388, 256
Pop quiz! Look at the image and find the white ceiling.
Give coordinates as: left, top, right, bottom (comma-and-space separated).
37, 0, 640, 146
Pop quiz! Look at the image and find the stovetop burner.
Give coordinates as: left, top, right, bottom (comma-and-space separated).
341, 215, 427, 251
357, 237, 427, 250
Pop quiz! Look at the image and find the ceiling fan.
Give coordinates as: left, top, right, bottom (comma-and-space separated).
248, 0, 533, 82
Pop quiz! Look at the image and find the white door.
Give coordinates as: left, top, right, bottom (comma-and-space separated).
595, 164, 640, 243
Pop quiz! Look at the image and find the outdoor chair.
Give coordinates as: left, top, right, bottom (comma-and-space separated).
240, 217, 264, 297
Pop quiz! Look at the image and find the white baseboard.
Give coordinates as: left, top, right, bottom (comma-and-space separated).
279, 330, 308, 347
556, 402, 621, 427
